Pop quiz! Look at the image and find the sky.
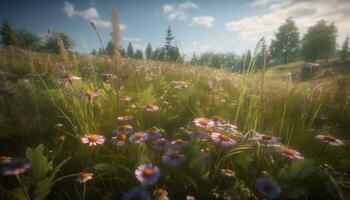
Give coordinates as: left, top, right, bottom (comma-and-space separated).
1, 0, 350, 58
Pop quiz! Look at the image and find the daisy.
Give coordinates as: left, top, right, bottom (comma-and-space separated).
153, 188, 169, 200
153, 138, 171, 151
117, 115, 134, 122
129, 132, 148, 143
112, 124, 134, 134
193, 118, 215, 129
2, 158, 31, 176
144, 104, 159, 112
76, 171, 93, 183
221, 168, 235, 177
200, 147, 210, 158
162, 150, 186, 166
147, 127, 164, 140
254, 132, 281, 145
122, 188, 150, 200
211, 132, 236, 147
61, 73, 81, 81
217, 123, 238, 132
255, 178, 281, 199
171, 139, 189, 149
135, 164, 160, 185
171, 80, 189, 89
80, 90, 98, 98
111, 133, 128, 146
120, 95, 133, 102
81, 134, 105, 146
186, 196, 196, 200
211, 115, 225, 125
100, 72, 117, 79
316, 134, 344, 146
275, 145, 304, 160
0, 156, 11, 164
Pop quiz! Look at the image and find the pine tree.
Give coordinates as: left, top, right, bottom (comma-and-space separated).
145, 43, 153, 59
341, 36, 349, 61
135, 49, 144, 59
191, 53, 198, 64
127, 42, 134, 57
0, 20, 17, 47
164, 26, 174, 59
270, 17, 300, 64
91, 49, 97, 55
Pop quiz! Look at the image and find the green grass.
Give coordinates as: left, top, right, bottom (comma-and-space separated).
0, 48, 349, 199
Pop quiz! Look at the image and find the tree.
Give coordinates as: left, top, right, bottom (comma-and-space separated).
152, 48, 165, 60
190, 53, 198, 64
15, 29, 41, 50
127, 42, 134, 58
302, 20, 337, 62
106, 41, 115, 56
257, 37, 268, 69
46, 32, 73, 54
341, 36, 349, 61
91, 49, 97, 55
120, 48, 126, 57
145, 43, 153, 59
0, 20, 17, 47
270, 17, 300, 64
164, 26, 174, 59
135, 49, 144, 59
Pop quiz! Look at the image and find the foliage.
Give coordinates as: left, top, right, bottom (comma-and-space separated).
0, 20, 17, 47
145, 43, 153, 59
341, 36, 349, 61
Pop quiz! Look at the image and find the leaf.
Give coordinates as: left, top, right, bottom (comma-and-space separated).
278, 159, 315, 184
94, 163, 115, 174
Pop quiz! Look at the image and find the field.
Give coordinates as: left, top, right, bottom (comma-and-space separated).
0, 48, 350, 199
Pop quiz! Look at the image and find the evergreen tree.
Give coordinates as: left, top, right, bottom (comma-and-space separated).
191, 53, 198, 64
145, 43, 153, 59
120, 48, 126, 57
106, 41, 115, 56
135, 49, 144, 59
341, 36, 349, 61
91, 49, 97, 55
15, 29, 41, 50
302, 20, 337, 62
164, 26, 174, 59
46, 32, 74, 54
152, 48, 166, 60
270, 17, 300, 64
0, 20, 17, 47
127, 42, 134, 58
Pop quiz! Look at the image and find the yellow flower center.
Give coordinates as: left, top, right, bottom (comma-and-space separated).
158, 139, 166, 145
175, 139, 183, 144
324, 135, 336, 142
88, 135, 98, 142
80, 172, 91, 178
262, 135, 272, 140
117, 134, 126, 141
212, 115, 221, 121
135, 133, 143, 139
154, 189, 166, 196
143, 168, 154, 176
170, 153, 179, 159
199, 119, 208, 126
202, 147, 210, 153
0, 156, 8, 162
219, 133, 230, 141
86, 90, 95, 97
64, 73, 74, 78
283, 148, 295, 156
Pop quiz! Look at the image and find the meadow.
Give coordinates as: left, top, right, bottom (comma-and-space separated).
0, 47, 350, 200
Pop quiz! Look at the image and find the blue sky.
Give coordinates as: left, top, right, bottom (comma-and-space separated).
1, 0, 349, 58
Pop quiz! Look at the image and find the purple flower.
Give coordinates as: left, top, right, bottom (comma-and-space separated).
122, 187, 150, 200
79, 90, 98, 98
2, 158, 31, 175
111, 133, 127, 146
274, 145, 304, 160
129, 132, 148, 143
135, 164, 160, 185
153, 188, 169, 200
112, 124, 134, 134
254, 132, 281, 145
162, 150, 185, 166
171, 139, 189, 149
316, 134, 344, 146
193, 118, 215, 129
211, 132, 236, 147
255, 178, 281, 199
117, 115, 135, 122
153, 138, 171, 151
147, 127, 164, 140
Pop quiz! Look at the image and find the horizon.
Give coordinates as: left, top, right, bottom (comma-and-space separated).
1, 0, 350, 58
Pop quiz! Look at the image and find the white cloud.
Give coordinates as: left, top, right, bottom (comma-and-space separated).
163, 1, 198, 21
189, 16, 215, 28
226, 0, 350, 45
63, 1, 126, 30
122, 37, 142, 42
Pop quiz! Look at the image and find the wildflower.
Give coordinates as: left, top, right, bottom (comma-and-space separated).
186, 196, 196, 200
275, 145, 304, 160
112, 124, 134, 134
316, 134, 344, 146
80, 90, 98, 98
100, 72, 116, 79
54, 123, 63, 128
0, 156, 12, 164
122, 188, 150, 200
171, 80, 189, 89
188, 128, 206, 140
193, 117, 215, 129
221, 168, 235, 177
129, 132, 148, 143
111, 133, 128, 146
211, 132, 236, 147
162, 150, 185, 166
153, 138, 171, 151
81, 134, 105, 146
117, 115, 134, 122
120, 95, 133, 102
0, 85, 15, 94
211, 115, 225, 125
61, 73, 81, 81
217, 123, 238, 132
144, 104, 159, 112
135, 164, 160, 185
200, 147, 210, 158
76, 171, 93, 183
2, 158, 31, 175
254, 132, 281, 145
255, 178, 281, 199
147, 127, 164, 140
171, 139, 189, 149
153, 188, 169, 200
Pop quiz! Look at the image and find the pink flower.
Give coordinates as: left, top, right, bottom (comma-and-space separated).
81, 134, 105, 146
193, 118, 215, 129
316, 134, 344, 146
211, 132, 236, 147
275, 145, 304, 160
144, 104, 159, 112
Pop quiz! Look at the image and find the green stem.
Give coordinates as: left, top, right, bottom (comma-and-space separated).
315, 143, 328, 161
16, 174, 31, 200
82, 182, 86, 200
